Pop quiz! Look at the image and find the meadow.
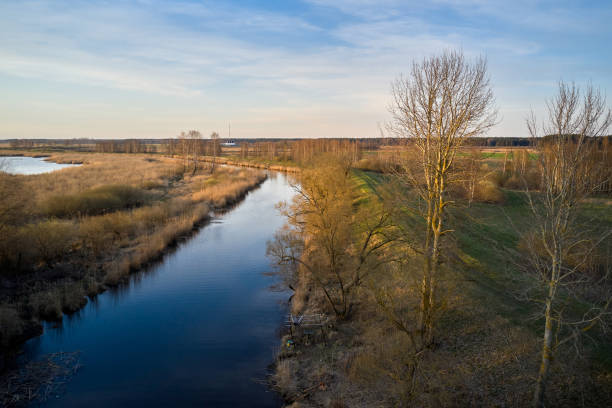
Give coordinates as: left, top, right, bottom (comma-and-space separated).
266, 140, 611, 407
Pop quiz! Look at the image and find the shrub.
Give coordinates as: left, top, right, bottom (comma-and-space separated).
474, 181, 505, 203
29, 289, 63, 320
43, 184, 148, 218
0, 305, 24, 347
23, 220, 76, 267
486, 170, 507, 188
61, 283, 87, 313
142, 180, 164, 190
273, 358, 298, 398
104, 258, 131, 286
504, 175, 523, 189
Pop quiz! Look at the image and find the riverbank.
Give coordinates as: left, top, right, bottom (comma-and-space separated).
0, 153, 267, 356
198, 156, 301, 173
270, 168, 612, 407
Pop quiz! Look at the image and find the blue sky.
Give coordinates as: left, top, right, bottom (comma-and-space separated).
1, 0, 611, 139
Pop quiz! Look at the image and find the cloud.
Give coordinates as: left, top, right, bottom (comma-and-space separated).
0, 0, 610, 138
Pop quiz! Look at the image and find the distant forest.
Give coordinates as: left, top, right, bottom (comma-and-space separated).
4, 135, 612, 153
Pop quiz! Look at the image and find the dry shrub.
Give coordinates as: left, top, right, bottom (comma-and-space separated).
0, 226, 21, 270
104, 258, 131, 286
29, 289, 63, 320
22, 220, 76, 267
273, 358, 298, 399
348, 330, 414, 405
192, 172, 265, 207
473, 180, 505, 203
78, 218, 116, 255
83, 276, 102, 298
43, 184, 148, 218
501, 170, 540, 191
504, 174, 522, 189
524, 168, 541, 190
486, 170, 507, 187
0, 305, 24, 347
354, 157, 389, 173
0, 172, 27, 226
23, 153, 176, 204
61, 283, 87, 314
142, 180, 164, 189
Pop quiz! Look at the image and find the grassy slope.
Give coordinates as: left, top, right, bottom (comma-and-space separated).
353, 169, 612, 369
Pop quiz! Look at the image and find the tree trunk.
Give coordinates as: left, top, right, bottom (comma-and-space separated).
533, 296, 553, 407
426, 229, 440, 346
534, 254, 558, 408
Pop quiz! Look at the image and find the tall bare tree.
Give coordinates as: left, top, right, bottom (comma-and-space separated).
186, 130, 202, 175
209, 131, 220, 173
388, 50, 497, 345
524, 82, 611, 408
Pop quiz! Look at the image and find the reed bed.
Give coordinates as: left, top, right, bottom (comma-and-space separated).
0, 152, 267, 351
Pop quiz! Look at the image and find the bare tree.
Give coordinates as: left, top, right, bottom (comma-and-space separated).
177, 131, 189, 172
186, 130, 202, 175
524, 82, 612, 408
209, 131, 220, 173
388, 50, 497, 346
268, 156, 396, 318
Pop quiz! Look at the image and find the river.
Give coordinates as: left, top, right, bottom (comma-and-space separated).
19, 172, 294, 407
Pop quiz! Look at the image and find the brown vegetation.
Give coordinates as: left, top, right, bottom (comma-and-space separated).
268, 64, 610, 407
0, 152, 266, 352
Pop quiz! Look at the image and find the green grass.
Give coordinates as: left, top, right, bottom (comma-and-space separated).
352, 169, 385, 205
352, 169, 612, 369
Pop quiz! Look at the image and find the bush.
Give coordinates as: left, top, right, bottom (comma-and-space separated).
43, 184, 148, 218
504, 175, 522, 189
61, 283, 87, 313
0, 305, 24, 347
29, 290, 63, 320
474, 181, 505, 203
23, 220, 76, 267
486, 170, 507, 188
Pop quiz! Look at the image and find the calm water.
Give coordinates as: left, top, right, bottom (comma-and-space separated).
1, 156, 79, 175
21, 172, 294, 407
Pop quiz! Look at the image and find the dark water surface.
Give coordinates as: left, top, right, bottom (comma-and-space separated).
22, 172, 294, 407
1, 156, 80, 175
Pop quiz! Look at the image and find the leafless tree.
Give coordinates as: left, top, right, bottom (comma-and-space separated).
388, 50, 497, 346
268, 156, 396, 318
209, 131, 220, 173
523, 82, 612, 408
186, 130, 202, 175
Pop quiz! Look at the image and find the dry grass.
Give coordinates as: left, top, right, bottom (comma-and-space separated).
192, 170, 266, 207
272, 165, 612, 408
43, 184, 149, 218
0, 152, 267, 350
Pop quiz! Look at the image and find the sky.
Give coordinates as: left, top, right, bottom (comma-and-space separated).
0, 0, 611, 140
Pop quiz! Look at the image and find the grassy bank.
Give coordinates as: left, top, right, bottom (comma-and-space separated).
271, 168, 612, 407
198, 155, 301, 173
0, 153, 266, 354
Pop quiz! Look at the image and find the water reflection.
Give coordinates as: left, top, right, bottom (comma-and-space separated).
1, 156, 80, 175
19, 172, 294, 407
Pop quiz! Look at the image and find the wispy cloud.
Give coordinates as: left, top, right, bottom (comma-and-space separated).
0, 0, 610, 138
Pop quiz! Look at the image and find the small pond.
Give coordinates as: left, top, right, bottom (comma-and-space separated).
1, 156, 80, 175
